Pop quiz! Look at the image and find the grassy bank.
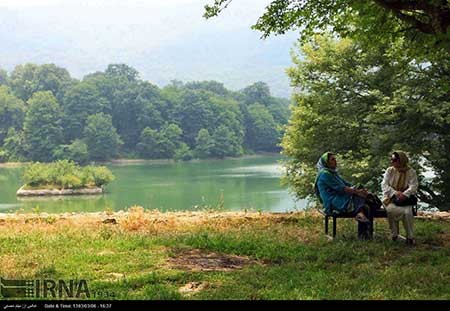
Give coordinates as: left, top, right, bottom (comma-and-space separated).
0, 208, 449, 300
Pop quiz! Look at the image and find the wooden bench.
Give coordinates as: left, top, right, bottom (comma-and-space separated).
318, 205, 417, 239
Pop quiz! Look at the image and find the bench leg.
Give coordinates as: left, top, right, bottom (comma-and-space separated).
368, 205, 374, 239
325, 216, 329, 235
357, 221, 366, 239
332, 216, 337, 238
357, 221, 373, 240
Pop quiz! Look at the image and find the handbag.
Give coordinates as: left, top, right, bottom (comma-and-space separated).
392, 194, 418, 206
366, 193, 383, 210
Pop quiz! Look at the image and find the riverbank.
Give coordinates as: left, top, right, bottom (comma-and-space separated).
0, 152, 282, 168
16, 185, 103, 196
1, 209, 449, 300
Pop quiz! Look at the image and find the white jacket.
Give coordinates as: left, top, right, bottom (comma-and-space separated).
381, 166, 418, 205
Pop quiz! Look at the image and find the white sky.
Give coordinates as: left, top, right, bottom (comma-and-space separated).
0, 0, 296, 97
0, 0, 226, 8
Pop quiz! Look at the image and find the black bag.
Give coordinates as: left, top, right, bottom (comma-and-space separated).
393, 194, 418, 206
366, 193, 383, 210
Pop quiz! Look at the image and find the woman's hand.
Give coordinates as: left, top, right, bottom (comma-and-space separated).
355, 189, 368, 198
344, 187, 368, 198
395, 191, 407, 201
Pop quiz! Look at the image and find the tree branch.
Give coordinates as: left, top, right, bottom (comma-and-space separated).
374, 0, 450, 35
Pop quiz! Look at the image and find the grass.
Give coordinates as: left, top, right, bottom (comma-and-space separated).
0, 208, 449, 300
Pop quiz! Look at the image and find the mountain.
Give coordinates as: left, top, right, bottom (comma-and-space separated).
0, 0, 299, 98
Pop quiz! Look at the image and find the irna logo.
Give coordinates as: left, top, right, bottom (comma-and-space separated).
0, 277, 91, 298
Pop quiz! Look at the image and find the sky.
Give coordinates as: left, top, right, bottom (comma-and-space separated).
0, 0, 299, 97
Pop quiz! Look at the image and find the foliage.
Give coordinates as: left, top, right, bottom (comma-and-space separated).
237, 82, 289, 151
281, 34, 450, 210
204, 0, 450, 56
0, 86, 25, 144
194, 128, 214, 159
9, 63, 74, 102
22, 160, 114, 189
136, 123, 184, 159
246, 103, 280, 152
82, 165, 115, 187
83, 113, 123, 161
0, 63, 288, 163
2, 128, 26, 161
210, 125, 242, 158
23, 91, 63, 162
53, 139, 89, 165
0, 68, 8, 85
158, 123, 184, 159
61, 81, 108, 141
105, 63, 140, 82
174, 142, 194, 161
136, 127, 160, 158
0, 148, 7, 162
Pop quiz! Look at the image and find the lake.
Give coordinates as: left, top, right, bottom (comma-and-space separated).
0, 155, 307, 213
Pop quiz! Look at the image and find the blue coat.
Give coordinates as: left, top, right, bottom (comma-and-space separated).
316, 170, 353, 214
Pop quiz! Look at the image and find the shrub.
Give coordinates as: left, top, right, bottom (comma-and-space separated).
60, 174, 83, 189
22, 160, 114, 189
0, 149, 7, 162
86, 166, 114, 187
23, 162, 49, 187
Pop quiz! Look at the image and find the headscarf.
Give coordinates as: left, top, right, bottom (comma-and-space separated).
392, 151, 411, 191
314, 152, 336, 202
316, 151, 337, 174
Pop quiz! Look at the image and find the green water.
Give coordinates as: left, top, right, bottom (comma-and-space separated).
0, 156, 307, 213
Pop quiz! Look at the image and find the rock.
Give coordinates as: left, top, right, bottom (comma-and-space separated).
16, 185, 103, 197
102, 218, 117, 225
179, 282, 210, 295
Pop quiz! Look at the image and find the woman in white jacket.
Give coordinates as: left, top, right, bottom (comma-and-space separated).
381, 151, 418, 245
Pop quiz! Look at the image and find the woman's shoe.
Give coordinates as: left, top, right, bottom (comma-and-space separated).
406, 238, 416, 246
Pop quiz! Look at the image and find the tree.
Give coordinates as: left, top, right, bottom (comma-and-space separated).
137, 127, 160, 158
246, 103, 280, 152
105, 64, 139, 82
194, 128, 214, 159
2, 128, 26, 161
159, 123, 184, 159
0, 68, 7, 85
62, 81, 108, 141
53, 139, 89, 165
282, 34, 450, 210
204, 0, 450, 54
185, 81, 230, 97
83, 113, 123, 161
86, 69, 164, 151
240, 82, 272, 106
211, 125, 242, 158
9, 63, 74, 102
367, 49, 450, 210
174, 143, 194, 161
137, 123, 184, 159
23, 91, 63, 162
0, 86, 25, 144
109, 82, 164, 151
172, 89, 217, 147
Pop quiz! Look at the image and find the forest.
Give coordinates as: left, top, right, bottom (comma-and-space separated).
0, 63, 289, 163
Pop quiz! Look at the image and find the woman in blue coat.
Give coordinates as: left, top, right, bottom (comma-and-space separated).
314, 152, 370, 223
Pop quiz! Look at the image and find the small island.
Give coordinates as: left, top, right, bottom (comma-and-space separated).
16, 160, 114, 197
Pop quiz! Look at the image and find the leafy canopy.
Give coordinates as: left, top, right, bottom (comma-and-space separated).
204, 0, 450, 55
